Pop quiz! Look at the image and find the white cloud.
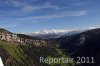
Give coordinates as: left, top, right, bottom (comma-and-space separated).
10, 0, 23, 7
0, 10, 87, 24
0, 25, 16, 28
20, 2, 64, 13
19, 10, 87, 20
31, 21, 40, 23
0, 0, 88, 21
0, 0, 65, 16
43, 2, 65, 10
87, 26, 99, 29
72, 4, 81, 6
5, 0, 63, 12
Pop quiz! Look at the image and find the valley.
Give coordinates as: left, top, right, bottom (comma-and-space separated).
0, 28, 100, 66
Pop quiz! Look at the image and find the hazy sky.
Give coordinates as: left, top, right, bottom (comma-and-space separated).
0, 0, 100, 33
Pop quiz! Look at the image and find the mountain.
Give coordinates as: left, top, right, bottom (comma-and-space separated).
0, 28, 12, 34
49, 28, 100, 66
1, 28, 100, 66
29, 29, 73, 34
0, 28, 76, 66
27, 29, 84, 39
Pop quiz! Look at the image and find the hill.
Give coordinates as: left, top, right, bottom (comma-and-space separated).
0, 41, 76, 66
52, 28, 100, 66
0, 28, 12, 34
0, 28, 76, 66
1, 28, 100, 66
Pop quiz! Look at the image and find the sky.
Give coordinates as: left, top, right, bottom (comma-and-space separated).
0, 0, 100, 33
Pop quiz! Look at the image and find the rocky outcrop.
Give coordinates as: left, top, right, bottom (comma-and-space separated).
0, 33, 46, 47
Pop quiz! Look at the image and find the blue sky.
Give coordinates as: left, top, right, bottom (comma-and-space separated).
0, 0, 100, 33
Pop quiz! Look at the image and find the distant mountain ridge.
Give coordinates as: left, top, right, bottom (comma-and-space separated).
27, 29, 90, 39
30, 29, 74, 34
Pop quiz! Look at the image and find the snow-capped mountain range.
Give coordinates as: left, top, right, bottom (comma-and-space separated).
28, 29, 75, 34
26, 29, 85, 39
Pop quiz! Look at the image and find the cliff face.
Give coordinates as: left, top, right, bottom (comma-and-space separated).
0, 28, 47, 47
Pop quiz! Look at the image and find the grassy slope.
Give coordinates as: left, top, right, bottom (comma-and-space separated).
47, 49, 76, 66
0, 41, 76, 66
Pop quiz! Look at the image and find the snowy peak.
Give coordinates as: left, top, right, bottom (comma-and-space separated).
26, 29, 94, 39
30, 29, 75, 35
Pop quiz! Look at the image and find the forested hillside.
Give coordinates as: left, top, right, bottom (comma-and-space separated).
0, 28, 75, 66
0, 41, 76, 66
